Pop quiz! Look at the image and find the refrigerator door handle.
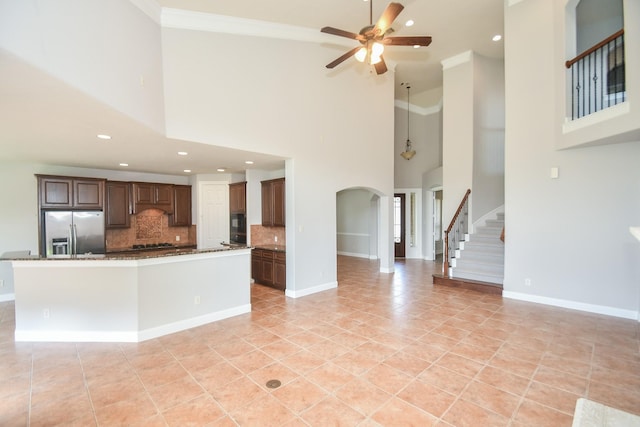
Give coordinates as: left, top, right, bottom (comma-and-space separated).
72, 224, 78, 255
69, 224, 74, 255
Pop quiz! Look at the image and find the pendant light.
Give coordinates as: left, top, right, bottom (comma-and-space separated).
401, 83, 416, 160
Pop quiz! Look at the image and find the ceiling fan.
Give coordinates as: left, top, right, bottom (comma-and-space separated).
320, 1, 432, 75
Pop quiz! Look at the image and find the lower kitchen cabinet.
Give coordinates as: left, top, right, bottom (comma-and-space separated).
252, 248, 285, 291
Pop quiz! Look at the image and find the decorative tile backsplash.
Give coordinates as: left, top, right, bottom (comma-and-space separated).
136, 212, 162, 239
106, 208, 196, 251
251, 224, 285, 247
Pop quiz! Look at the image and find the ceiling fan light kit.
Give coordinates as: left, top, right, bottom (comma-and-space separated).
321, 1, 432, 75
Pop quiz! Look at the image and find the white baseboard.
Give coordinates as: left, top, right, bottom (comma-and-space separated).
137, 304, 252, 341
0, 293, 15, 302
503, 291, 639, 321
285, 281, 337, 298
14, 304, 252, 342
337, 251, 372, 259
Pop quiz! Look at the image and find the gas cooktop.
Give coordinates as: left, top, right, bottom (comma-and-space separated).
131, 243, 176, 250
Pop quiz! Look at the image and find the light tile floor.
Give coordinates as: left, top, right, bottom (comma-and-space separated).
1, 256, 639, 426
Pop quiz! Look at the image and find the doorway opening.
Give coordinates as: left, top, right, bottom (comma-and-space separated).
394, 193, 406, 258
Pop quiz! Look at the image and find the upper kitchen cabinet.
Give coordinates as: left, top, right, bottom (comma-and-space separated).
261, 178, 285, 227
131, 182, 174, 214
169, 185, 192, 227
37, 175, 105, 210
229, 182, 247, 214
105, 181, 131, 229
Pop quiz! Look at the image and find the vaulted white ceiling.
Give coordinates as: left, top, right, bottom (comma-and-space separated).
0, 0, 504, 176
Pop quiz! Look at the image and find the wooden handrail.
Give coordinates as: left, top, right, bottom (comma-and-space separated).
443, 189, 471, 278
565, 29, 624, 69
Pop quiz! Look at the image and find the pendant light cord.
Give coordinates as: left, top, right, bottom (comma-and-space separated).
406, 85, 411, 149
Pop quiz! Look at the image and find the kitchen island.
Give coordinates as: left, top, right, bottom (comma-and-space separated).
10, 246, 251, 342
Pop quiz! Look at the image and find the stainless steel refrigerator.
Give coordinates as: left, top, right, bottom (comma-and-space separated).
43, 211, 105, 257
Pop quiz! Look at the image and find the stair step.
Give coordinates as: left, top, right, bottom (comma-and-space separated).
453, 269, 504, 285
455, 250, 504, 264
463, 240, 504, 254
454, 259, 504, 275
476, 225, 503, 236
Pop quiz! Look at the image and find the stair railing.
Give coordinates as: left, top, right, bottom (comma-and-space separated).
565, 29, 625, 120
443, 189, 471, 278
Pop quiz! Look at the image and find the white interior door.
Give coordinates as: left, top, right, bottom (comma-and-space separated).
198, 182, 229, 249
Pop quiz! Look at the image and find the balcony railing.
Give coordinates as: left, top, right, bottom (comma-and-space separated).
566, 29, 625, 120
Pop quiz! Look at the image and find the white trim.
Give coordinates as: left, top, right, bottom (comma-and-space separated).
507, 0, 527, 6
0, 293, 15, 302
562, 102, 630, 134
137, 304, 251, 341
285, 281, 337, 298
394, 100, 443, 116
503, 291, 639, 321
161, 8, 345, 46
336, 232, 369, 237
14, 304, 252, 342
337, 251, 371, 259
441, 51, 473, 70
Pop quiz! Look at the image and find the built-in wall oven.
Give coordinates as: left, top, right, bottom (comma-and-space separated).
230, 213, 246, 244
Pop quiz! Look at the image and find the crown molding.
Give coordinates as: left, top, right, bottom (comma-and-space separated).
441, 50, 473, 70
161, 8, 352, 46
394, 100, 442, 116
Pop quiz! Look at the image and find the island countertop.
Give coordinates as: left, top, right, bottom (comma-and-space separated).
2, 245, 250, 261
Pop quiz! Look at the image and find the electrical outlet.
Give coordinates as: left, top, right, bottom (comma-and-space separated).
0, 279, 4, 288
194, 296, 201, 305
525, 278, 532, 286
274, 236, 278, 243
43, 308, 50, 319
176, 235, 180, 242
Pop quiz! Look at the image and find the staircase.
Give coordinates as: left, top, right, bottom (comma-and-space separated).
450, 212, 504, 284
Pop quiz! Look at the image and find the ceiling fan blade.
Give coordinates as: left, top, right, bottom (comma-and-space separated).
321, 26, 362, 40
374, 56, 388, 75
374, 2, 404, 36
382, 36, 432, 46
326, 46, 361, 69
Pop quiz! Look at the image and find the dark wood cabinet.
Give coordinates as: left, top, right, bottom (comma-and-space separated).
37, 175, 104, 210
170, 185, 192, 226
229, 182, 247, 214
132, 182, 174, 213
252, 248, 285, 291
105, 181, 131, 228
261, 178, 285, 227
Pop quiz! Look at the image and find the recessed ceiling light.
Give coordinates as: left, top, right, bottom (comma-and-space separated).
177, 151, 188, 156
405, 19, 414, 27
183, 169, 191, 173
492, 34, 502, 42
413, 45, 420, 49
217, 168, 226, 172
119, 163, 128, 167
245, 160, 254, 165
97, 134, 111, 140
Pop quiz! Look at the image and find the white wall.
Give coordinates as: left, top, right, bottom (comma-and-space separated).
394, 106, 442, 188
576, 0, 624, 53
442, 52, 475, 226
336, 189, 378, 259
472, 55, 505, 221
504, 0, 640, 318
160, 26, 395, 294
0, 0, 165, 133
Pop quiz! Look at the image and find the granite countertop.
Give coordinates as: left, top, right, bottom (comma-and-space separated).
253, 245, 286, 252
1, 245, 251, 261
